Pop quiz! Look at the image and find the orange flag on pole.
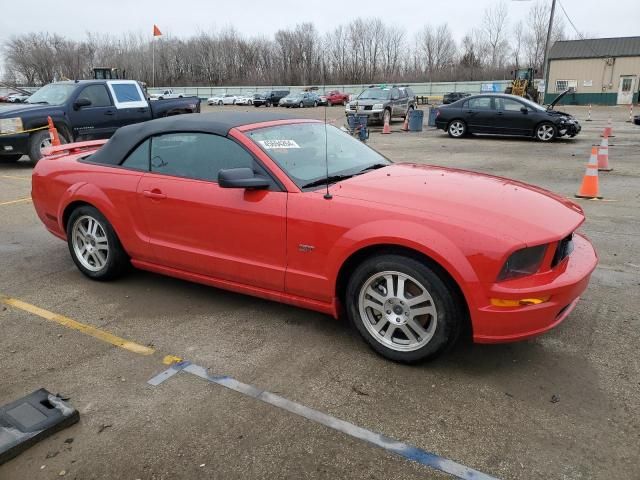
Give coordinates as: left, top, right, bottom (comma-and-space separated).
153, 24, 162, 36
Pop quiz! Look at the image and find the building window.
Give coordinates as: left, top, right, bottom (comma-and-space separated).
556, 80, 577, 93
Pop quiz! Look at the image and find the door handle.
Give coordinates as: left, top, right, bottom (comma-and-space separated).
137, 108, 147, 113
465, 110, 473, 113
496, 112, 504, 115
143, 189, 166, 200
105, 110, 115, 116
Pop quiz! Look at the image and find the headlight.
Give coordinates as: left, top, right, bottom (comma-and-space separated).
372, 103, 384, 110
345, 103, 351, 108
497, 245, 547, 281
0, 117, 23, 134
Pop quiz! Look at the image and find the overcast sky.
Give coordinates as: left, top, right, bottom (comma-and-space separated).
0, 0, 638, 44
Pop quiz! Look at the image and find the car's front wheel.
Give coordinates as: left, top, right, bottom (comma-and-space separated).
535, 122, 557, 142
346, 254, 462, 363
299, 101, 304, 108
447, 120, 466, 138
67, 206, 129, 280
28, 129, 67, 164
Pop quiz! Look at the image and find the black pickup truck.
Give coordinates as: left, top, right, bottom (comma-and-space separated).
0, 79, 200, 163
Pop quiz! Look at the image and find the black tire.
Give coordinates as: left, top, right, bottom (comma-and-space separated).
535, 122, 557, 142
447, 119, 467, 138
299, 101, 304, 108
28, 129, 67, 164
0, 154, 22, 163
346, 254, 463, 363
66, 205, 129, 281
314, 101, 318, 107
218, 100, 223, 106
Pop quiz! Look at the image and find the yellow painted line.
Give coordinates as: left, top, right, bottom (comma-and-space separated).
0, 197, 32, 206
1, 296, 155, 356
0, 175, 31, 181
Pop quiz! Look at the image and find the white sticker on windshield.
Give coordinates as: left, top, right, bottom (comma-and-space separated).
259, 139, 301, 149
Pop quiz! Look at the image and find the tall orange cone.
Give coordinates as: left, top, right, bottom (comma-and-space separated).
602, 116, 613, 138
47, 116, 61, 146
597, 138, 612, 171
381, 114, 392, 134
401, 114, 409, 132
575, 146, 602, 199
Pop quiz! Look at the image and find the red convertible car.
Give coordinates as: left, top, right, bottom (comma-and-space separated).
32, 112, 598, 363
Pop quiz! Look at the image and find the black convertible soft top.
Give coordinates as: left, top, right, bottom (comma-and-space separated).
89, 112, 299, 165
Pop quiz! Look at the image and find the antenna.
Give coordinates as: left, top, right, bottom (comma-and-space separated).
322, 59, 332, 200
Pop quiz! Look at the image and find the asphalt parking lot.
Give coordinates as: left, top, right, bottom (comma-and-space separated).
1, 104, 638, 480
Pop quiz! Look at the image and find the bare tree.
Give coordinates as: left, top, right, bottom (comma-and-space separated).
482, 1, 510, 70
524, 0, 566, 71
418, 24, 457, 80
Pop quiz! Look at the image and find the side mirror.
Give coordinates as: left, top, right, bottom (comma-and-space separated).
218, 168, 270, 189
520, 107, 528, 114
73, 98, 92, 110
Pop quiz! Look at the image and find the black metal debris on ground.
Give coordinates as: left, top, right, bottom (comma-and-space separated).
0, 388, 79, 465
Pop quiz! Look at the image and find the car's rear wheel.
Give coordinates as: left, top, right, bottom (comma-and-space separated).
67, 206, 129, 280
447, 120, 466, 138
535, 122, 557, 142
299, 101, 304, 108
346, 254, 462, 363
218, 100, 223, 105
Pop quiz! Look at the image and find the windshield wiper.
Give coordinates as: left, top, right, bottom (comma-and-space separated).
28, 101, 49, 104
357, 163, 388, 174
301, 174, 355, 189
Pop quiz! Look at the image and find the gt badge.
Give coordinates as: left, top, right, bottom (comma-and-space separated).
298, 244, 315, 253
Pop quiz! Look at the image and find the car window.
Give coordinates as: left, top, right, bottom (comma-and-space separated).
497, 98, 525, 112
77, 85, 112, 108
468, 97, 493, 110
150, 133, 255, 182
111, 83, 143, 103
121, 140, 150, 171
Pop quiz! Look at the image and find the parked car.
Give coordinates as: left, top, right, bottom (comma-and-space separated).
442, 92, 471, 104
279, 92, 318, 108
633, 114, 640, 126
31, 112, 597, 363
254, 90, 290, 107
234, 94, 254, 106
6, 93, 30, 103
222, 94, 240, 105
0, 79, 200, 163
326, 90, 350, 106
345, 85, 415, 124
316, 93, 328, 106
207, 94, 225, 105
435, 91, 580, 142
1, 92, 29, 102
149, 89, 185, 100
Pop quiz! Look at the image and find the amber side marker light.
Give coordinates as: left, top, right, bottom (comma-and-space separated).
490, 297, 550, 307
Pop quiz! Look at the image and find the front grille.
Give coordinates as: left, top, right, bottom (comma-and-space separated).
363, 105, 373, 111
552, 233, 574, 267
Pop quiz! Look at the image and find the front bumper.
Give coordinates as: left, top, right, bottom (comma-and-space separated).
0, 132, 30, 156
344, 108, 385, 122
558, 120, 581, 136
472, 233, 597, 343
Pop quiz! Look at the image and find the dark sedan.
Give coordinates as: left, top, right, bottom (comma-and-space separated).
435, 91, 580, 142
442, 92, 471, 104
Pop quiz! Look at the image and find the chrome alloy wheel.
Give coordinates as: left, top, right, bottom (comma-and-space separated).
39, 136, 52, 154
536, 124, 555, 141
71, 215, 109, 272
449, 121, 465, 137
358, 271, 438, 352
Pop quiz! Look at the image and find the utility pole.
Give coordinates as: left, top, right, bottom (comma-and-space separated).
542, 0, 557, 97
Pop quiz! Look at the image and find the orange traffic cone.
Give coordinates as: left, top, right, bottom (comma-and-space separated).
575, 146, 602, 199
597, 138, 612, 171
47, 116, 61, 146
602, 116, 614, 138
401, 114, 409, 132
382, 114, 392, 134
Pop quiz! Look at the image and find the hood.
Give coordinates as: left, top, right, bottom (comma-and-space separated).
547, 88, 572, 109
0, 103, 56, 117
331, 163, 584, 245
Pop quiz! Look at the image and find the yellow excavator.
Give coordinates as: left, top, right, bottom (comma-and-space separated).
505, 68, 539, 103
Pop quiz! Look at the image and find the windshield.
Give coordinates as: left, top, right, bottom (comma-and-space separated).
247, 123, 391, 189
26, 83, 76, 105
358, 88, 390, 100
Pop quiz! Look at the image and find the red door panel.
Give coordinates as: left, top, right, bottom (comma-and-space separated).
137, 173, 287, 292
